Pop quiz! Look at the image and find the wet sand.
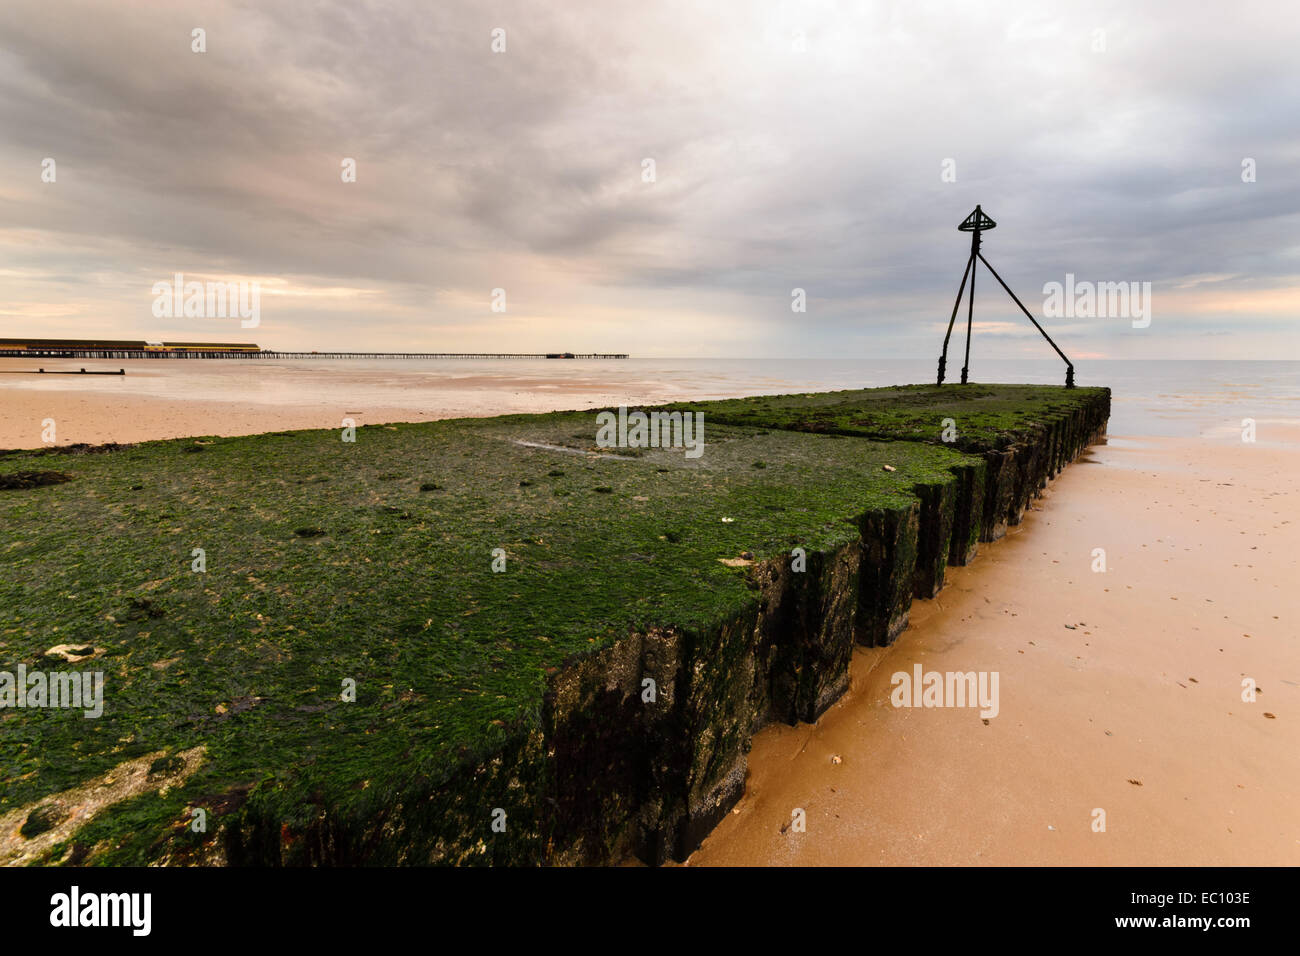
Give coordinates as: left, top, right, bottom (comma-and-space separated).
0, 358, 677, 448
0, 389, 477, 448
687, 431, 1300, 865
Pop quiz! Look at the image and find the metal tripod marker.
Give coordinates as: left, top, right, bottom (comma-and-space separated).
937, 205, 1075, 388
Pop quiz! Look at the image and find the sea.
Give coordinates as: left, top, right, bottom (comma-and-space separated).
2, 357, 1298, 440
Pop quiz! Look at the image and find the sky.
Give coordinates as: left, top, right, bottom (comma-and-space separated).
0, 0, 1297, 358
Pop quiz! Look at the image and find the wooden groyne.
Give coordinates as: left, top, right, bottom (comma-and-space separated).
223, 390, 1112, 866
0, 384, 1108, 868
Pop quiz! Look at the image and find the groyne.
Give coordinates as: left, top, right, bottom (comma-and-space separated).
223, 388, 1111, 866
0, 384, 1109, 867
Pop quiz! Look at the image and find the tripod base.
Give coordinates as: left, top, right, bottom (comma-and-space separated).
936, 209, 1075, 390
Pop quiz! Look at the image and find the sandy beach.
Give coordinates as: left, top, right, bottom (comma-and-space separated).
687, 429, 1300, 865
3, 366, 1296, 866
0, 388, 487, 449
0, 358, 682, 448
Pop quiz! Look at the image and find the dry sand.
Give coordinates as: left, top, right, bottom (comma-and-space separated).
0, 388, 455, 448
0, 358, 678, 448
687, 431, 1300, 866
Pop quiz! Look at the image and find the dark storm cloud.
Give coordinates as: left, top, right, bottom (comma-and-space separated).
0, 0, 1297, 355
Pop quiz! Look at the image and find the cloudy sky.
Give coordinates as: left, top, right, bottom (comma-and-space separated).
1, 0, 1296, 358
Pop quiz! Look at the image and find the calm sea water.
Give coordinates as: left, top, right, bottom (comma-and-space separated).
3, 357, 1297, 439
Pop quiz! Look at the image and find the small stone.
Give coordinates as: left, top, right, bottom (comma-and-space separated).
882, 464, 896, 472
44, 644, 100, 663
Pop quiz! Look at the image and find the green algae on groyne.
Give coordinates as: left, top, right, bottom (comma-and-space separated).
0, 384, 1109, 866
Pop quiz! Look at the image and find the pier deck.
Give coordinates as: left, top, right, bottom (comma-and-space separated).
2, 350, 628, 360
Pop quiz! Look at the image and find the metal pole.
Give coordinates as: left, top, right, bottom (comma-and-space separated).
960, 227, 980, 384
975, 251, 1075, 387
937, 252, 975, 385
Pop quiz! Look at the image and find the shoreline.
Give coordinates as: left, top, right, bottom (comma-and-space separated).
5, 356, 1298, 451
0, 361, 676, 450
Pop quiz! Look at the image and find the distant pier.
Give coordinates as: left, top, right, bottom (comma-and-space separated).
29, 351, 631, 360
0, 339, 628, 361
